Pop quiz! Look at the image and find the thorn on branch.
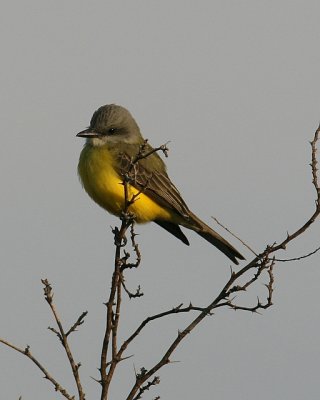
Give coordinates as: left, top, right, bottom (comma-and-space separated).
133, 375, 161, 400
227, 256, 275, 313
134, 139, 170, 161
135, 367, 148, 379
113, 225, 128, 247
119, 223, 142, 275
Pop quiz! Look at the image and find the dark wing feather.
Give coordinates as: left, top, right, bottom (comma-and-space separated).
116, 149, 191, 219
114, 146, 245, 264
154, 220, 190, 245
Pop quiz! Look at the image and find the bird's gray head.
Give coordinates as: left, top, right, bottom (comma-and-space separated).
77, 104, 143, 146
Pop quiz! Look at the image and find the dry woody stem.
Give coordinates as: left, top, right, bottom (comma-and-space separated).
100, 128, 320, 400
0, 127, 319, 400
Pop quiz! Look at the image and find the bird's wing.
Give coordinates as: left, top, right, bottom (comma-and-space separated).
115, 150, 191, 219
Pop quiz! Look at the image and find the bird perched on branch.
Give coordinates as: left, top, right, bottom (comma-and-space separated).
77, 104, 244, 264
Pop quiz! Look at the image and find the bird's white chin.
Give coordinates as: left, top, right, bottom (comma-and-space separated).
87, 137, 107, 147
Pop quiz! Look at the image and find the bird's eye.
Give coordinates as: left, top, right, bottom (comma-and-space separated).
108, 128, 116, 134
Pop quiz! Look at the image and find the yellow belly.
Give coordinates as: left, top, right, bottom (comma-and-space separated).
78, 145, 172, 223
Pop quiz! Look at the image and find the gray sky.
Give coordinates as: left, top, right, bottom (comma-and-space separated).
1, 1, 320, 399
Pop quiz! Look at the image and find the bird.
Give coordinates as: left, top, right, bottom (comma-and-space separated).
77, 104, 244, 264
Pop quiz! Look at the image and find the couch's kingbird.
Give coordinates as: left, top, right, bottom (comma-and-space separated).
77, 104, 244, 264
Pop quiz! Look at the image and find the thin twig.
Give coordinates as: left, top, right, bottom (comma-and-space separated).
100, 141, 171, 400
66, 312, 88, 337
132, 376, 160, 400
125, 126, 320, 399
228, 258, 275, 312
212, 217, 258, 256
117, 303, 211, 363
275, 245, 320, 262
269, 126, 320, 255
42, 279, 85, 400
0, 339, 74, 400
121, 278, 144, 299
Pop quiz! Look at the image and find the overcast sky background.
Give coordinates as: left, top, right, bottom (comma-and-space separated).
1, 1, 320, 399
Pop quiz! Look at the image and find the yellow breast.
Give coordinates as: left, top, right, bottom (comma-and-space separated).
78, 144, 172, 223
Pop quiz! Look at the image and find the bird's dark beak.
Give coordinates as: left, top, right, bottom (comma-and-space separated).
76, 128, 101, 138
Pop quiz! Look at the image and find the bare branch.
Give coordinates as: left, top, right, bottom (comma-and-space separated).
117, 302, 211, 362
275, 245, 320, 262
228, 258, 275, 312
124, 124, 320, 399
1, 125, 318, 400
132, 140, 170, 164
0, 339, 74, 400
269, 126, 320, 254
41, 279, 85, 400
66, 312, 88, 337
132, 375, 160, 400
100, 142, 170, 400
121, 279, 144, 299
121, 223, 142, 271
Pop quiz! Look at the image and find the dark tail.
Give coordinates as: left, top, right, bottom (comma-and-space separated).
155, 213, 245, 264
186, 212, 245, 264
